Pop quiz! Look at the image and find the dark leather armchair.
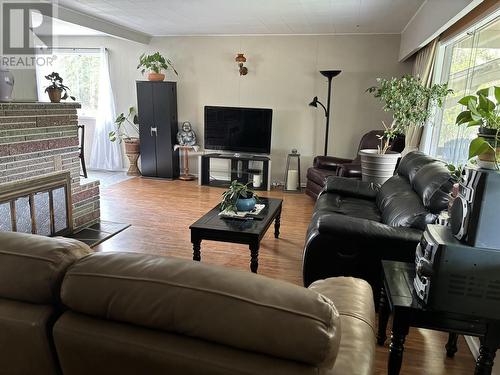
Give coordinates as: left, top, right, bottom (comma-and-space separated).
305, 130, 405, 199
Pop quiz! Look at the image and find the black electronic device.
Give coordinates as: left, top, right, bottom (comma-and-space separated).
450, 166, 500, 249
414, 224, 500, 320
204, 106, 272, 154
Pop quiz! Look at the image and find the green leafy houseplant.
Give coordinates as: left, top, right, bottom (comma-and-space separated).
44, 72, 75, 103
446, 163, 464, 183
220, 180, 258, 213
137, 52, 178, 80
367, 74, 452, 154
455, 86, 500, 169
109, 107, 139, 143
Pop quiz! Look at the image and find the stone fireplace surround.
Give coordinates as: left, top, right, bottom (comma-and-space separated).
0, 102, 100, 231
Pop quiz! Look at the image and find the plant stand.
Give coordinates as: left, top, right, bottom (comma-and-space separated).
174, 145, 199, 181
126, 153, 140, 176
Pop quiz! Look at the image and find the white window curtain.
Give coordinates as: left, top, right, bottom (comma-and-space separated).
89, 48, 123, 171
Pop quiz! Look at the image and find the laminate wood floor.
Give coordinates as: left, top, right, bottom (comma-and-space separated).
95, 178, 476, 375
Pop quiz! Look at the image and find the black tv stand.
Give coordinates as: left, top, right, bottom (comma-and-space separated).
199, 153, 271, 191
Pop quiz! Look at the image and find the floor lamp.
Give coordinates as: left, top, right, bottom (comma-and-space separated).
309, 70, 342, 156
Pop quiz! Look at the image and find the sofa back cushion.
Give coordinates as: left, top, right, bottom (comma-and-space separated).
411, 162, 453, 213
0, 232, 92, 304
61, 252, 341, 368
376, 176, 436, 230
396, 151, 438, 183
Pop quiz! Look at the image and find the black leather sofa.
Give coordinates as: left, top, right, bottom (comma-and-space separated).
302, 152, 453, 295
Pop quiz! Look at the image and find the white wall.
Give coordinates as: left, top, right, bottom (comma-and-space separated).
400, 0, 483, 61
36, 34, 412, 182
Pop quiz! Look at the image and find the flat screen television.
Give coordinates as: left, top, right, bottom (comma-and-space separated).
204, 106, 272, 154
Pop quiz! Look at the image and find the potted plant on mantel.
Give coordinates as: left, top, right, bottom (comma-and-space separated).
44, 72, 76, 103
221, 180, 258, 213
137, 52, 178, 81
455, 86, 500, 170
109, 107, 141, 176
362, 75, 452, 184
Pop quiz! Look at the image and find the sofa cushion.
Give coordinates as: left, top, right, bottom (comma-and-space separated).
411, 162, 453, 213
396, 151, 438, 183
307, 166, 337, 187
61, 252, 341, 368
0, 298, 59, 375
376, 176, 436, 230
309, 277, 375, 375
0, 232, 92, 304
314, 193, 382, 222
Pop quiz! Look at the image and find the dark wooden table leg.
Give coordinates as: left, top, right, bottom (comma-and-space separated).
274, 208, 281, 239
388, 311, 409, 375
192, 238, 201, 261
446, 333, 459, 358
377, 286, 390, 346
475, 345, 496, 375
250, 242, 259, 273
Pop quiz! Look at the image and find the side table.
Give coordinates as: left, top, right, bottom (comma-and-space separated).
378, 260, 500, 375
174, 145, 199, 181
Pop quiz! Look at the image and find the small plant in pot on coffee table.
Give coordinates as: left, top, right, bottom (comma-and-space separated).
455, 86, 500, 170
44, 72, 75, 103
221, 180, 258, 213
137, 52, 178, 81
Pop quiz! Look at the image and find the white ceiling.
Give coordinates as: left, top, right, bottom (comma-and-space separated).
57, 0, 426, 36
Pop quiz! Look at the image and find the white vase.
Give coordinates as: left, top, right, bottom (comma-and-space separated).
0, 68, 14, 102
359, 149, 401, 185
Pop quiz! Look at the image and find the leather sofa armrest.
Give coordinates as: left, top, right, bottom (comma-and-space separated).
313, 156, 353, 171
323, 176, 379, 200
317, 213, 422, 243
336, 162, 362, 179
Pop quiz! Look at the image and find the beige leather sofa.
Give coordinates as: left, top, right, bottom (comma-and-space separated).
0, 232, 376, 375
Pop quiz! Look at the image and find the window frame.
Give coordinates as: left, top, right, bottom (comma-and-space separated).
421, 9, 500, 158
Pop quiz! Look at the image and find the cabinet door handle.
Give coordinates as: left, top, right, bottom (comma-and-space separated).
150, 127, 157, 136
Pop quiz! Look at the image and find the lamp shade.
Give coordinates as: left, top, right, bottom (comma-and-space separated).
309, 96, 318, 107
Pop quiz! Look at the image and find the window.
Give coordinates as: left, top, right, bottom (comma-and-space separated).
426, 14, 500, 165
36, 49, 101, 118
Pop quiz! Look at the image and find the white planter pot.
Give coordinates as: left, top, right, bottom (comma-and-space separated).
0, 68, 14, 102
359, 149, 401, 185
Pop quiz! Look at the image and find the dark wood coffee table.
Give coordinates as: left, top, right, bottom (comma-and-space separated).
189, 197, 283, 273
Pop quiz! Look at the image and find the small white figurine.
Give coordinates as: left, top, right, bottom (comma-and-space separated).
177, 121, 197, 146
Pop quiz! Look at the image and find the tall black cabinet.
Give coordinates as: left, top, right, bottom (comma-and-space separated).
137, 81, 180, 179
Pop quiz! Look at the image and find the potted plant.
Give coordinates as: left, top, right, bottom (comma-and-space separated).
44, 72, 75, 103
362, 75, 452, 184
221, 180, 258, 213
455, 86, 500, 170
137, 52, 178, 81
109, 107, 141, 176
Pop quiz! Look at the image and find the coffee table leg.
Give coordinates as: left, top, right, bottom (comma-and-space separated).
446, 333, 459, 358
192, 239, 201, 261
377, 286, 390, 346
274, 209, 281, 239
250, 242, 259, 273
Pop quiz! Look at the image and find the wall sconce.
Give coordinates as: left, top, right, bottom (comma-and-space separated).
235, 53, 248, 76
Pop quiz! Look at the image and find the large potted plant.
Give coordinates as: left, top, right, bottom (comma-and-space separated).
221, 181, 257, 213
44, 72, 75, 103
137, 52, 178, 81
109, 107, 141, 176
362, 75, 452, 184
455, 86, 500, 170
